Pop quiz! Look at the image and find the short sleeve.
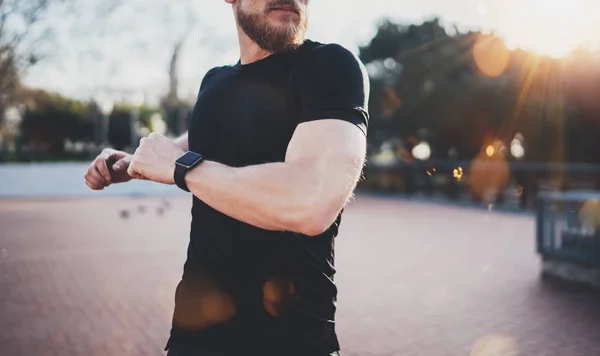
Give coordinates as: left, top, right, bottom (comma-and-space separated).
296, 44, 370, 136
189, 67, 223, 126
197, 66, 223, 95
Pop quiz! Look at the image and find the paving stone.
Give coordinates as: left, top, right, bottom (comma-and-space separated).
0, 196, 599, 356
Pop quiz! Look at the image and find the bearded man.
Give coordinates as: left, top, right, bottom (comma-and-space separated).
84, 1, 369, 355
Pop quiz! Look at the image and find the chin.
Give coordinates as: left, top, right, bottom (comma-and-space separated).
267, 17, 299, 29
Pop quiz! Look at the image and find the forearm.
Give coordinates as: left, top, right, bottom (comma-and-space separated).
185, 160, 338, 236
173, 133, 189, 151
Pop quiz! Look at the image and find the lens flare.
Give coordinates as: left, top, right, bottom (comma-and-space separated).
173, 275, 237, 330
473, 34, 510, 78
579, 198, 600, 233
453, 167, 464, 182
469, 152, 510, 203
263, 277, 296, 317
412, 142, 431, 161
510, 140, 525, 159
470, 334, 518, 356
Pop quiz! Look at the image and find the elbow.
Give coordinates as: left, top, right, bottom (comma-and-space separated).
291, 202, 341, 237
298, 220, 329, 237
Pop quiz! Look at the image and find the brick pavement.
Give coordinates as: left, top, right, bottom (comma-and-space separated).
0, 195, 599, 356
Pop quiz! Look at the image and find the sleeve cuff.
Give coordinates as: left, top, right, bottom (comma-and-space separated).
299, 108, 368, 136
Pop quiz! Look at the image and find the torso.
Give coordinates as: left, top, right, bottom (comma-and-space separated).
167, 40, 342, 355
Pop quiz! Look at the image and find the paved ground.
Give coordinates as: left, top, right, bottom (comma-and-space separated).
0, 195, 599, 356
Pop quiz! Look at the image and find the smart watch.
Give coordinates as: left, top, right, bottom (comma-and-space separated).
174, 151, 204, 192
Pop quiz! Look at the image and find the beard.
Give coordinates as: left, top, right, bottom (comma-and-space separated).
236, 1, 308, 53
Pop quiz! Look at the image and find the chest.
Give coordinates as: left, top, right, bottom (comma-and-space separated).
189, 68, 301, 166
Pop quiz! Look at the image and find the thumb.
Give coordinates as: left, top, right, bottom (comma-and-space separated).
112, 155, 131, 171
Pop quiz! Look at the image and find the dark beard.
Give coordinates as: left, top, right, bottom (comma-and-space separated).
236, 4, 307, 53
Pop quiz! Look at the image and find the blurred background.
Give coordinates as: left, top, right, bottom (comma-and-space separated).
1, 1, 600, 356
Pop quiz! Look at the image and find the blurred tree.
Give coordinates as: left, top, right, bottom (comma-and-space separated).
107, 104, 132, 151
138, 105, 165, 132
359, 18, 491, 159
159, 40, 194, 136
0, 0, 67, 125
160, 99, 193, 136
0, 46, 19, 125
18, 89, 98, 154
358, 17, 600, 164
107, 103, 164, 150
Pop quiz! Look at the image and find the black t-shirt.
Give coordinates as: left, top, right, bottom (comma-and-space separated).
166, 40, 369, 355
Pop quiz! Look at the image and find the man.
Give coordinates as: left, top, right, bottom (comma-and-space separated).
84, 0, 369, 355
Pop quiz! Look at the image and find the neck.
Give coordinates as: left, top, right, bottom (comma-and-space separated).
236, 28, 273, 65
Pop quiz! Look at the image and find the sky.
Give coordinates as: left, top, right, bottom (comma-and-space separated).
20, 0, 600, 109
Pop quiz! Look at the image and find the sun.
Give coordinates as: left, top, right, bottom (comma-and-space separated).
503, 0, 598, 58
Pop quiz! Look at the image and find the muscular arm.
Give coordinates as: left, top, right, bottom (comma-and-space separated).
127, 44, 369, 232
184, 119, 366, 236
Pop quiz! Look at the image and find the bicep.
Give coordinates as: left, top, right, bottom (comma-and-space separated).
286, 119, 366, 196
286, 44, 369, 198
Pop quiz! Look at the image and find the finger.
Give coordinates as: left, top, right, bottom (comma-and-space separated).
113, 155, 131, 171
95, 159, 112, 185
85, 164, 104, 183
89, 165, 109, 187
93, 165, 110, 185
85, 177, 104, 190
127, 162, 135, 178
127, 164, 145, 180
100, 148, 113, 159
84, 179, 96, 190
127, 166, 144, 180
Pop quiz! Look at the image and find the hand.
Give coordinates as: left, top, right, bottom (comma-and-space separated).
128, 132, 185, 184
85, 148, 133, 190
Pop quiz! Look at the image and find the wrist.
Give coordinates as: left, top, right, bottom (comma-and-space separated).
174, 151, 204, 192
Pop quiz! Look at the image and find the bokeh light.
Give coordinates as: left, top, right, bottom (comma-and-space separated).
173, 275, 237, 331
469, 150, 510, 203
150, 113, 167, 135
470, 334, 518, 356
412, 142, 431, 161
453, 167, 464, 182
510, 140, 525, 159
263, 277, 296, 317
579, 198, 600, 233
473, 34, 511, 78
510, 133, 525, 159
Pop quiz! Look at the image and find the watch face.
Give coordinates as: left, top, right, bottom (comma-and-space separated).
176, 152, 203, 167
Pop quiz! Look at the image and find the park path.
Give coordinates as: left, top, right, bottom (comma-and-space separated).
0, 195, 599, 356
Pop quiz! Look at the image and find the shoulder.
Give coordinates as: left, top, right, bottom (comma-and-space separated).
299, 40, 364, 66
197, 65, 232, 95
203, 65, 228, 82
299, 40, 359, 62
294, 40, 367, 78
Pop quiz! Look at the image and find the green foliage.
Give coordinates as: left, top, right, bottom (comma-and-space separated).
107, 103, 165, 150
19, 90, 99, 154
360, 17, 600, 164
159, 97, 194, 136
107, 104, 133, 151
6, 15, 600, 166
138, 105, 164, 131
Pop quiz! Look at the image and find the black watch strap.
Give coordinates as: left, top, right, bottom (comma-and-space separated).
174, 151, 204, 192
174, 164, 190, 192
